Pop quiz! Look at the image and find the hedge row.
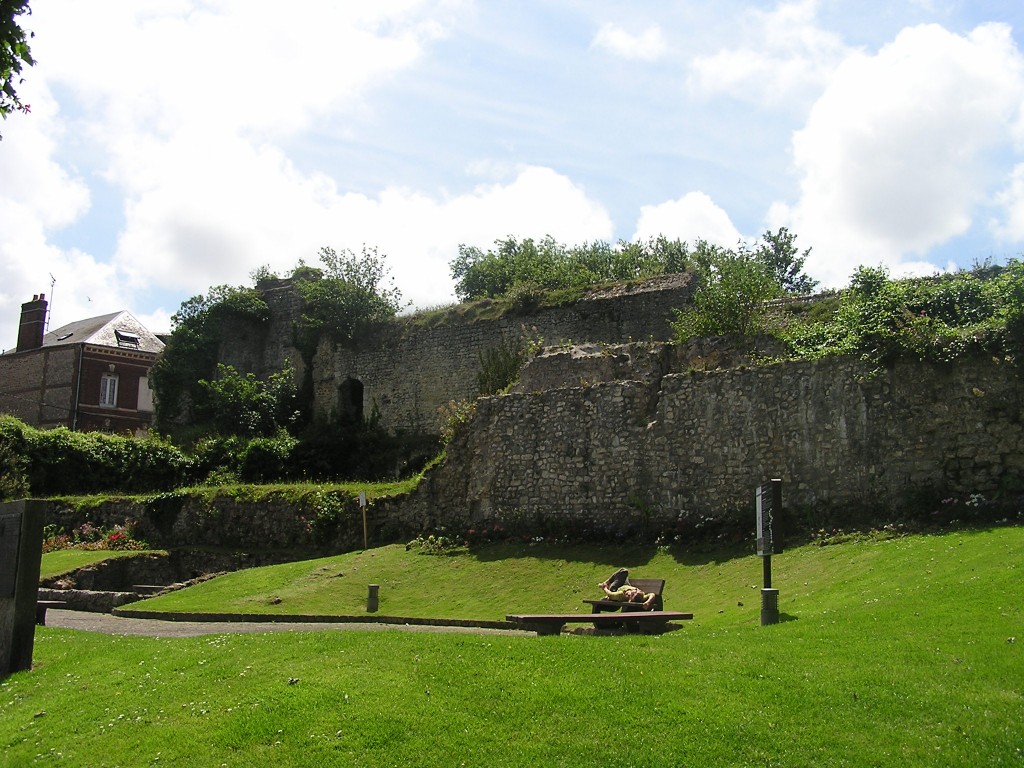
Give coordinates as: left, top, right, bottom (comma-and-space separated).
0, 416, 193, 498
0, 416, 438, 499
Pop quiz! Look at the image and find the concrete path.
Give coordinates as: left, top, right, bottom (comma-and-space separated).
44, 609, 532, 638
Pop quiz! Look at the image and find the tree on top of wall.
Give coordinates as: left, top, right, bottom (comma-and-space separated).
449, 235, 692, 301
780, 259, 1024, 366
744, 227, 817, 295
672, 242, 784, 341
671, 229, 819, 341
294, 245, 406, 348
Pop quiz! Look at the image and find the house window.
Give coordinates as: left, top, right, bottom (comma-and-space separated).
99, 373, 119, 408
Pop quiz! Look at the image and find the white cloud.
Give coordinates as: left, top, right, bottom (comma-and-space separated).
591, 23, 667, 62
0, 83, 90, 230
0, 78, 100, 349
31, 0, 452, 139
993, 164, 1024, 243
342, 166, 614, 307
777, 22, 1024, 287
0, 0, 617, 345
0, 189, 125, 348
632, 192, 742, 248
0, 0, 464, 345
688, 0, 849, 105
5, 1, 1024, 348
113, 155, 612, 311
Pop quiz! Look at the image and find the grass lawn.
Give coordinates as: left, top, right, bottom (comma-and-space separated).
3, 526, 1022, 766
39, 549, 159, 581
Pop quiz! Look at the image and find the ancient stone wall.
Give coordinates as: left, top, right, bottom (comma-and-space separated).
312, 274, 695, 434
43, 492, 399, 556
51, 346, 1022, 551
218, 279, 306, 382
405, 350, 1022, 535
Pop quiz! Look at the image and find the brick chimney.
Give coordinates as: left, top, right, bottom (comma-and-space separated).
16, 294, 47, 352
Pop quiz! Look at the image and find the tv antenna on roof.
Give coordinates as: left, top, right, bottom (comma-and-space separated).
46, 273, 56, 331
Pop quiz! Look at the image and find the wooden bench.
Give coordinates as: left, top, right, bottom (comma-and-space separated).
583, 577, 665, 614
36, 600, 67, 626
506, 610, 693, 635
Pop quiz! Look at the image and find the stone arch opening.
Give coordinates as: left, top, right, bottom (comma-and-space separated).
339, 377, 364, 423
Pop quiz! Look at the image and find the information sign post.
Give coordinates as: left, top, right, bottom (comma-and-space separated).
756, 479, 783, 626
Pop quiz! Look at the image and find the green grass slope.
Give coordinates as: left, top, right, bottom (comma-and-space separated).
39, 549, 157, 581
3, 526, 1021, 767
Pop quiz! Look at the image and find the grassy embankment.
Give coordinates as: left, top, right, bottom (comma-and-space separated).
3, 526, 1021, 766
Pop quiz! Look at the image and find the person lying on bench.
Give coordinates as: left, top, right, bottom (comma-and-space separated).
597, 568, 656, 610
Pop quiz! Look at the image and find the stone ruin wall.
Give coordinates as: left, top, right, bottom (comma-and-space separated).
398, 348, 1022, 536
311, 274, 695, 434
50, 348, 1021, 550
217, 279, 307, 384
129, 273, 1022, 546
207, 274, 695, 436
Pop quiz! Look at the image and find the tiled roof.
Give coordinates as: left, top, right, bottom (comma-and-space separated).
42, 310, 165, 354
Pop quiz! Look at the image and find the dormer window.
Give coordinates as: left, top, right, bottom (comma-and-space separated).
114, 329, 140, 349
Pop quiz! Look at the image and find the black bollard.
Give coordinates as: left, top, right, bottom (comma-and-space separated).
760, 588, 779, 626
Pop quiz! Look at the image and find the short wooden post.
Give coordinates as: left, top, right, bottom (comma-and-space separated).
367, 584, 379, 613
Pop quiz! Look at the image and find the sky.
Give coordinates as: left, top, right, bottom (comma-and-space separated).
2, 0, 1024, 349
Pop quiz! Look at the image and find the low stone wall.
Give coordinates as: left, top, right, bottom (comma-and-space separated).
44, 492, 405, 557
38, 588, 140, 613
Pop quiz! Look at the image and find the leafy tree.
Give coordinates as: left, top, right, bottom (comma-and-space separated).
672, 242, 784, 341
0, 416, 28, 500
197, 363, 298, 438
296, 246, 405, 345
1, 415, 194, 496
746, 227, 818, 294
1, 0, 34, 139
250, 264, 279, 286
995, 259, 1024, 356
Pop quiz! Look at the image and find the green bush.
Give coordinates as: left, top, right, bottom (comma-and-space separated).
288, 420, 435, 482
151, 285, 270, 430
191, 434, 245, 483
237, 433, 298, 483
196, 363, 298, 438
781, 262, 1022, 366
673, 247, 784, 340
477, 335, 530, 395
450, 235, 692, 301
0, 417, 196, 496
0, 417, 29, 501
